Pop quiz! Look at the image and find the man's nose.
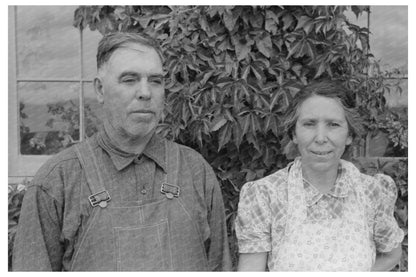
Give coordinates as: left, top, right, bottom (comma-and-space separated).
314, 124, 328, 144
135, 79, 151, 100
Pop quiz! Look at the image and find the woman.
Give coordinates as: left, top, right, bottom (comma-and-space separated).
235, 80, 404, 271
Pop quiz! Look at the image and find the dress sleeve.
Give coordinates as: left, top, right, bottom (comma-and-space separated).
372, 174, 404, 253
235, 182, 271, 253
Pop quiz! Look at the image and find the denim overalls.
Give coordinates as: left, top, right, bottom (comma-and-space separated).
71, 139, 209, 271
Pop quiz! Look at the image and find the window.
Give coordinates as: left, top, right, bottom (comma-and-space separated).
9, 6, 102, 178
346, 6, 408, 158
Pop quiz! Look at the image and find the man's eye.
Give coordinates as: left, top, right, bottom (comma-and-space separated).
122, 78, 136, 83
329, 122, 340, 127
149, 78, 163, 85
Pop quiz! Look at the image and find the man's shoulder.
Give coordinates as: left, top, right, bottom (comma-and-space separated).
32, 143, 82, 185
165, 139, 208, 164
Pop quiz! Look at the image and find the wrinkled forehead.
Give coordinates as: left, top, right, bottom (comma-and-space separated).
297, 95, 347, 119
99, 42, 163, 74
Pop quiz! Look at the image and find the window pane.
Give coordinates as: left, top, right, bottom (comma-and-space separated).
83, 29, 102, 79
16, 6, 79, 78
83, 82, 103, 137
370, 6, 407, 75
19, 82, 80, 155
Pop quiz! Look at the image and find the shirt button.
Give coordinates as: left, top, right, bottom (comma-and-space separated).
141, 189, 147, 195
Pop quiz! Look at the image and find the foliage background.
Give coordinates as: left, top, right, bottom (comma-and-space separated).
9, 5, 408, 271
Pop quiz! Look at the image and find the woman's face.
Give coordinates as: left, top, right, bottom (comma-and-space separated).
293, 95, 352, 174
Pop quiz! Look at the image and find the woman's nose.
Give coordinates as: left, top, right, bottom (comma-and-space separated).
314, 125, 328, 144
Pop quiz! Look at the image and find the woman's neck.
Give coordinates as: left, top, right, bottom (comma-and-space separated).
301, 165, 339, 194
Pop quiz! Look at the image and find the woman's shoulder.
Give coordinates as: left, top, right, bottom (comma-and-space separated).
354, 170, 397, 204
240, 166, 289, 203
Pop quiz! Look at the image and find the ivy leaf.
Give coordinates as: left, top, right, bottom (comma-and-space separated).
232, 36, 253, 61
295, 15, 313, 33
218, 123, 232, 151
256, 34, 273, 58
223, 10, 238, 31
282, 14, 294, 31
265, 10, 278, 33
211, 116, 227, 132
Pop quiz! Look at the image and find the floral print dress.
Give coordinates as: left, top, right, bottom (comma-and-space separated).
235, 158, 404, 271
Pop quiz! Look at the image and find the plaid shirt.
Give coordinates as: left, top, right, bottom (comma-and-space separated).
12, 129, 231, 271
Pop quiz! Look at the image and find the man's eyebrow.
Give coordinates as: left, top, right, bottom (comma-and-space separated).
148, 73, 164, 78
119, 71, 140, 78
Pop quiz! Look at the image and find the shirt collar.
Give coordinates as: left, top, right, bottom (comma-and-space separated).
303, 164, 352, 206
96, 128, 167, 172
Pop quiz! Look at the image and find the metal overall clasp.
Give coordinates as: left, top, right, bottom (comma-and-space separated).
160, 183, 180, 199
88, 190, 111, 208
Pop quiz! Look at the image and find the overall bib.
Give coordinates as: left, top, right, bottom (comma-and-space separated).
272, 160, 376, 271
71, 139, 209, 271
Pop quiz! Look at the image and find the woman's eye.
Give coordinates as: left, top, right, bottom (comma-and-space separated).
303, 122, 315, 127
329, 122, 340, 127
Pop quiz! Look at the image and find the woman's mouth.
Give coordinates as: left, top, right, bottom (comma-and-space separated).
310, 150, 332, 156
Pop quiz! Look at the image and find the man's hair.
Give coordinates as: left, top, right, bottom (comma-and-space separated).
96, 32, 164, 71
282, 79, 364, 141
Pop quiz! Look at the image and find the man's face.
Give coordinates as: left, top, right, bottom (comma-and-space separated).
95, 43, 165, 140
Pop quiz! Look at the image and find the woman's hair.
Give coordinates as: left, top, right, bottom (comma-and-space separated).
282, 79, 364, 141
96, 32, 164, 71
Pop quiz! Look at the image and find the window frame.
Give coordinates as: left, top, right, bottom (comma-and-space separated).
8, 6, 93, 178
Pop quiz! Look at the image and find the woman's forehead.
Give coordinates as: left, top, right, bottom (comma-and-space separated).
297, 95, 346, 120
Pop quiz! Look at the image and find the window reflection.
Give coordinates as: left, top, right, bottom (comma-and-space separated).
19, 82, 80, 155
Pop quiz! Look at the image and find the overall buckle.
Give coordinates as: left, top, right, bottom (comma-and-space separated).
88, 190, 111, 208
160, 183, 180, 199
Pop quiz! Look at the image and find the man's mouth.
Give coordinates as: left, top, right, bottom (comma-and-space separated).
131, 110, 154, 115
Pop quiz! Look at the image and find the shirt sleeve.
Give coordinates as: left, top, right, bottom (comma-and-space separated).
205, 167, 232, 271
12, 182, 64, 271
235, 182, 271, 253
372, 174, 404, 253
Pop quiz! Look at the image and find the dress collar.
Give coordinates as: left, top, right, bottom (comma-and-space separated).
298, 160, 354, 206
96, 128, 167, 172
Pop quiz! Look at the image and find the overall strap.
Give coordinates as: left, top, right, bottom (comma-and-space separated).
74, 139, 111, 208
165, 140, 180, 185
160, 140, 181, 199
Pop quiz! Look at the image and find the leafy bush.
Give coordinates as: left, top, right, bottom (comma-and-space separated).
8, 181, 28, 271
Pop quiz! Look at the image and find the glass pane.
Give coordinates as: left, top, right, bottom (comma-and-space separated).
83, 82, 103, 137
16, 6, 80, 78
83, 29, 102, 79
369, 6, 407, 75
19, 82, 80, 155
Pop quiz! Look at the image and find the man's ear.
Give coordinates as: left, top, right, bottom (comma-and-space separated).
94, 77, 105, 104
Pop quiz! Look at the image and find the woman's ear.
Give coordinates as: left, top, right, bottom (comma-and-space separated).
292, 133, 298, 144
94, 77, 104, 104
346, 135, 352, 146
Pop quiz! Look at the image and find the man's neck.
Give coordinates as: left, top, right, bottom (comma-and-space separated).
103, 121, 154, 155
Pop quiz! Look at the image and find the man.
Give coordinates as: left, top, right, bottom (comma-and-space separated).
13, 32, 231, 271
